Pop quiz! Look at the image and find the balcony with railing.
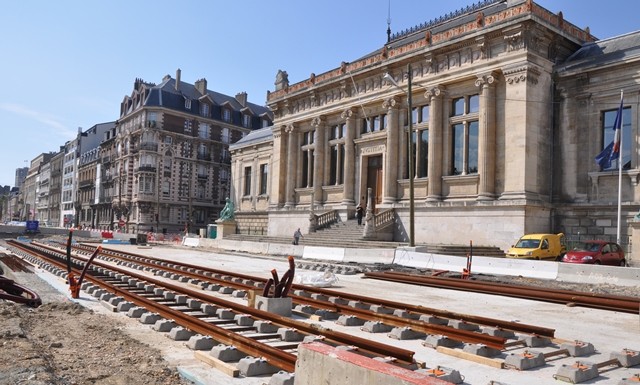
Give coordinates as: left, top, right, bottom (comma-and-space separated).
79, 180, 94, 189
140, 142, 158, 152
137, 165, 156, 173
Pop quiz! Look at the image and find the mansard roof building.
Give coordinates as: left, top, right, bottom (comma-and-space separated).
230, 0, 640, 250
113, 69, 272, 234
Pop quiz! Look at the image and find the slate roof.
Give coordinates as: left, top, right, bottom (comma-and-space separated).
229, 126, 273, 151
556, 30, 640, 73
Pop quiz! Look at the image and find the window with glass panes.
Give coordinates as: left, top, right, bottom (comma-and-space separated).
243, 167, 252, 196
450, 95, 479, 175
259, 164, 268, 194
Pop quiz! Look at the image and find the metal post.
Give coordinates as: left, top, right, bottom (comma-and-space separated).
407, 64, 415, 247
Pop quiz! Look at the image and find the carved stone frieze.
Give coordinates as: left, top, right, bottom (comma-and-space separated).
503, 65, 539, 85
505, 31, 523, 52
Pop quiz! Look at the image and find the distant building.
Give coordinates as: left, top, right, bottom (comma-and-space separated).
230, 0, 640, 250
110, 69, 272, 234
14, 167, 28, 191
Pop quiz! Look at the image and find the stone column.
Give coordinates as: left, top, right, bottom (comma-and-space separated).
426, 86, 444, 201
383, 97, 400, 204
284, 123, 297, 208
311, 116, 325, 206
342, 109, 356, 205
476, 73, 497, 200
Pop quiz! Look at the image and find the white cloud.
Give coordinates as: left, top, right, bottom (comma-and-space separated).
0, 103, 76, 138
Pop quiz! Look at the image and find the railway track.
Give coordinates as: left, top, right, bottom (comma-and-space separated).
5, 239, 639, 384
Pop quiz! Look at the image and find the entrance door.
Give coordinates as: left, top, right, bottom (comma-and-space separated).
367, 155, 383, 210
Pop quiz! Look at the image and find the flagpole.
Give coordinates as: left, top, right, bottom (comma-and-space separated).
616, 90, 623, 245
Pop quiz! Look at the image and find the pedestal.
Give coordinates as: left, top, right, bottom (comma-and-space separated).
215, 220, 237, 239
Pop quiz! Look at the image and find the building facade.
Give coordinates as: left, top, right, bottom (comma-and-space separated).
230, 0, 640, 250
112, 69, 272, 234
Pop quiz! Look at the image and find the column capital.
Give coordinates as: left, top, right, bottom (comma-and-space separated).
475, 73, 498, 88
382, 96, 400, 110
311, 116, 326, 127
424, 86, 444, 100
503, 65, 540, 86
341, 108, 354, 120
284, 123, 296, 133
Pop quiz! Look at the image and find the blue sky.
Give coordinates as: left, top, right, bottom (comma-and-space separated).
1, 1, 637, 188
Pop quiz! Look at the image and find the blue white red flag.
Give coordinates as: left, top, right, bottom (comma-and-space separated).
595, 94, 624, 169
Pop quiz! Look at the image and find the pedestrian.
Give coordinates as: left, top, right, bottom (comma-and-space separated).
293, 228, 303, 245
356, 204, 364, 225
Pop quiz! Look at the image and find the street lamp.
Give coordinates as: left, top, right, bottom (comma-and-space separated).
383, 63, 415, 247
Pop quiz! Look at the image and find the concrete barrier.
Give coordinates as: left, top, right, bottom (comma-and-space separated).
302, 246, 345, 262
557, 263, 640, 287
343, 248, 395, 264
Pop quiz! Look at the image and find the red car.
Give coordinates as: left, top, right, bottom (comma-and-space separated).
561, 240, 626, 266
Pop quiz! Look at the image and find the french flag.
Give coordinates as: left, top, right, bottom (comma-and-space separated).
595, 93, 624, 169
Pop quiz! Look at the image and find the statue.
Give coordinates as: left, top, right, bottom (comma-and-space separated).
275, 69, 289, 91
219, 197, 235, 222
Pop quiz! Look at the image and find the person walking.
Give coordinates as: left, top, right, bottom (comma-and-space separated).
356, 204, 364, 225
293, 228, 303, 245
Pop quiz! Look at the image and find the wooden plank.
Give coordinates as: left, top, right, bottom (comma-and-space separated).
436, 346, 504, 369
194, 351, 240, 377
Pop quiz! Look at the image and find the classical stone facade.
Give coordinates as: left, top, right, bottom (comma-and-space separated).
230, 0, 640, 250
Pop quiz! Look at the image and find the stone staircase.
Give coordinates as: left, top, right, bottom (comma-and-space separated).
224, 218, 505, 256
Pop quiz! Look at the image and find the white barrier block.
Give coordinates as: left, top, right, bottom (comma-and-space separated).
303, 246, 345, 262
343, 248, 395, 264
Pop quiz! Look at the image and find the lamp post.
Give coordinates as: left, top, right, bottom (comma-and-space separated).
383, 64, 415, 247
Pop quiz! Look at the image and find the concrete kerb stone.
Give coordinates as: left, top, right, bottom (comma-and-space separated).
139, 312, 162, 325
416, 366, 464, 384
561, 341, 596, 357
554, 361, 599, 383
209, 344, 247, 362
336, 315, 366, 326
268, 371, 295, 385
278, 328, 305, 342
610, 349, 640, 367
116, 301, 135, 312
423, 335, 462, 349
237, 357, 280, 377
388, 327, 427, 340
255, 296, 292, 317
504, 350, 546, 370
152, 319, 177, 332
126, 307, 146, 318
187, 335, 216, 350
462, 343, 502, 358
168, 327, 196, 341
361, 321, 393, 333
254, 320, 280, 333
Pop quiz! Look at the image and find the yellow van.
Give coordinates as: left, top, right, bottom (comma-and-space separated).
506, 233, 566, 260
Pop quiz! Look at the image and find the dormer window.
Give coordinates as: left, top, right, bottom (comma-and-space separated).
200, 103, 209, 117
185, 98, 192, 110
222, 108, 231, 122
243, 114, 251, 128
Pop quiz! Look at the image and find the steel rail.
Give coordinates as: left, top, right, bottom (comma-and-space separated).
10, 241, 417, 366
69, 244, 507, 348
8, 241, 298, 371
364, 271, 640, 314
73, 243, 555, 337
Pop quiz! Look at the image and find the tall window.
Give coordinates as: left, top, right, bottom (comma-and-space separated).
301, 150, 314, 188
417, 129, 429, 178
243, 166, 252, 196
200, 103, 209, 117
259, 164, 268, 195
450, 94, 479, 175
222, 108, 231, 122
362, 113, 387, 134
602, 106, 632, 170
184, 98, 192, 110
329, 144, 344, 185
331, 123, 345, 140
221, 127, 230, 144
184, 119, 192, 134
198, 123, 210, 139
243, 114, 252, 128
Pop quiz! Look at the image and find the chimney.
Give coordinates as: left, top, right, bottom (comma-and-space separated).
175, 68, 181, 91
195, 78, 208, 95
235, 92, 248, 107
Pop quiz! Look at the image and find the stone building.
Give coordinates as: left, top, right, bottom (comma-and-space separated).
112, 69, 272, 234
230, 0, 640, 250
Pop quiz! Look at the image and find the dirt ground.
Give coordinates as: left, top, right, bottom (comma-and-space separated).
0, 300, 192, 385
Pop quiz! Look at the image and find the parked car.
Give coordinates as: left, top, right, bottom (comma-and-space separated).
506, 233, 566, 260
561, 240, 626, 266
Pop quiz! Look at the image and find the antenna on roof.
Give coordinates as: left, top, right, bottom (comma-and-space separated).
386, 0, 392, 43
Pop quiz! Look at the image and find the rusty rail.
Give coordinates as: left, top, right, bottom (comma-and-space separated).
0, 276, 42, 307
364, 271, 640, 314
